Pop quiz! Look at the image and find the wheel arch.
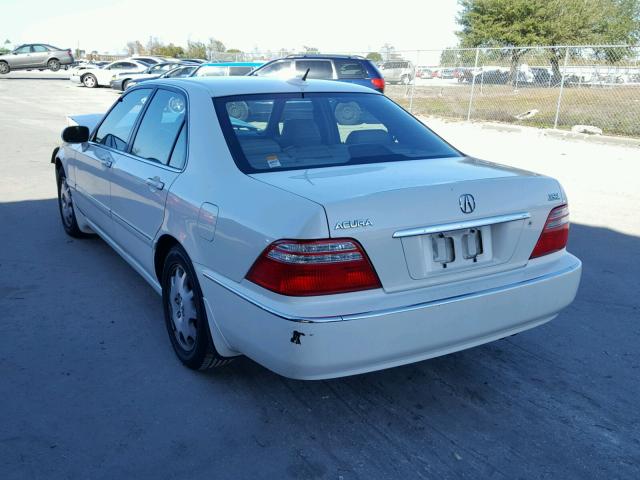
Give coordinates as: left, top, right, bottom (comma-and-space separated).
154, 234, 182, 282
81, 71, 96, 81
51, 146, 60, 165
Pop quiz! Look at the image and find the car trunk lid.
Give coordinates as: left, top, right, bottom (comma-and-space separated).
251, 158, 564, 292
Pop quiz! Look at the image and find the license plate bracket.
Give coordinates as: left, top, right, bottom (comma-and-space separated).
428, 226, 492, 271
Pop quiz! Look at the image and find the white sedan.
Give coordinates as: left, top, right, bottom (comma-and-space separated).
69, 59, 149, 88
51, 77, 582, 379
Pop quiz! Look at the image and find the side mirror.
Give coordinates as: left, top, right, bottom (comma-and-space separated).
62, 125, 90, 143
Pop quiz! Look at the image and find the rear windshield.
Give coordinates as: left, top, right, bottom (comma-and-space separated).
214, 92, 460, 173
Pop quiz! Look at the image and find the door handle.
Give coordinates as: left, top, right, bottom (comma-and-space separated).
100, 158, 113, 168
145, 177, 165, 190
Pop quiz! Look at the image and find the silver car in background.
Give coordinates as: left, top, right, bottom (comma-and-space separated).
379, 60, 415, 85
0, 44, 74, 74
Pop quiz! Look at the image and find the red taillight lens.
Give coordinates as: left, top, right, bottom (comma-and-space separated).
371, 77, 385, 92
246, 239, 382, 296
530, 204, 570, 259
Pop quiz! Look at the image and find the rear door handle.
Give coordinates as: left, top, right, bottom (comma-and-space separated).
145, 177, 165, 190
100, 158, 113, 168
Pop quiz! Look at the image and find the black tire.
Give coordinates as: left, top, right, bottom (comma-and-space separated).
0, 62, 10, 74
161, 246, 232, 370
401, 75, 411, 85
82, 73, 97, 88
48, 58, 61, 72
56, 166, 88, 238
121, 79, 130, 91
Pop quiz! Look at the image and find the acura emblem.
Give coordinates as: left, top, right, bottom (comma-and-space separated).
459, 194, 475, 214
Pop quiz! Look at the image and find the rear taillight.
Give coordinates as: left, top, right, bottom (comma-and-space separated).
246, 238, 381, 296
371, 77, 385, 92
530, 204, 570, 259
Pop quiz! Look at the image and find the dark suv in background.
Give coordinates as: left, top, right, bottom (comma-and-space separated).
0, 44, 74, 74
249, 54, 385, 93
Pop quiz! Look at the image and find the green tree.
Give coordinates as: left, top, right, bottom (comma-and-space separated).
186, 41, 207, 60
457, 0, 640, 80
366, 51, 382, 63
126, 40, 146, 56
156, 43, 185, 58
207, 38, 226, 60
146, 37, 169, 56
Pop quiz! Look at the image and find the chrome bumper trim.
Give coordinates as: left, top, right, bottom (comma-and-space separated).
201, 260, 581, 324
392, 212, 531, 238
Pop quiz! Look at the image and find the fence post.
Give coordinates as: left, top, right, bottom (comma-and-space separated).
408, 50, 418, 113
553, 47, 570, 129
466, 47, 480, 121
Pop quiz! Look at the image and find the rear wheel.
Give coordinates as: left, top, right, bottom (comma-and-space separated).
161, 246, 232, 370
121, 79, 130, 91
56, 166, 87, 238
48, 59, 61, 72
0, 62, 9, 74
82, 73, 97, 88
401, 74, 411, 85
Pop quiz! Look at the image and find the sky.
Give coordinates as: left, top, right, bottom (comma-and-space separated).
3, 0, 461, 56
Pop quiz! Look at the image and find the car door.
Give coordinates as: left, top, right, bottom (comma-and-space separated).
30, 45, 49, 68
109, 87, 187, 269
73, 88, 152, 234
10, 45, 33, 68
99, 61, 137, 85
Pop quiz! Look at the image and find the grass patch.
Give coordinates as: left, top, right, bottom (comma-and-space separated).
386, 84, 640, 137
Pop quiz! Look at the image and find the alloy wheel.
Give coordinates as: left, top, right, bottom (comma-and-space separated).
59, 177, 75, 227
167, 265, 198, 352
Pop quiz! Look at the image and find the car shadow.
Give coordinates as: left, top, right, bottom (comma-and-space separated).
1, 198, 639, 477
0, 76, 69, 81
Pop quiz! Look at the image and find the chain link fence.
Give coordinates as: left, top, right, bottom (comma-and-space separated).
380, 45, 640, 138
210, 45, 639, 137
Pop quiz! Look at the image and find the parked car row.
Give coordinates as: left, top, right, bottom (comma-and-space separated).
70, 54, 388, 94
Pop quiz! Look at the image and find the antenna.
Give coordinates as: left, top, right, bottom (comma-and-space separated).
301, 68, 311, 81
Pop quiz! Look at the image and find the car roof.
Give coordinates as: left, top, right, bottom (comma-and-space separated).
284, 54, 366, 60
142, 76, 380, 97
200, 62, 264, 67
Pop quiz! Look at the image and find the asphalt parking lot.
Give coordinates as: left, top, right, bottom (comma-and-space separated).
1, 75, 639, 479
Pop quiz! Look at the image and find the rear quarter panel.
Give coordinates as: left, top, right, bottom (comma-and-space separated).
157, 82, 329, 283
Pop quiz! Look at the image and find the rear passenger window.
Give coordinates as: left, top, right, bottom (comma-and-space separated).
94, 89, 151, 152
131, 89, 186, 164
254, 60, 291, 77
229, 66, 253, 76
32, 45, 48, 53
295, 60, 333, 79
335, 60, 366, 79
168, 124, 187, 169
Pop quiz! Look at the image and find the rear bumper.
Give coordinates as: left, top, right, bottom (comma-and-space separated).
199, 255, 581, 380
110, 79, 125, 91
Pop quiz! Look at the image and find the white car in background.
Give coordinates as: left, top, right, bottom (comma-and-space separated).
51, 77, 581, 379
70, 59, 149, 88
